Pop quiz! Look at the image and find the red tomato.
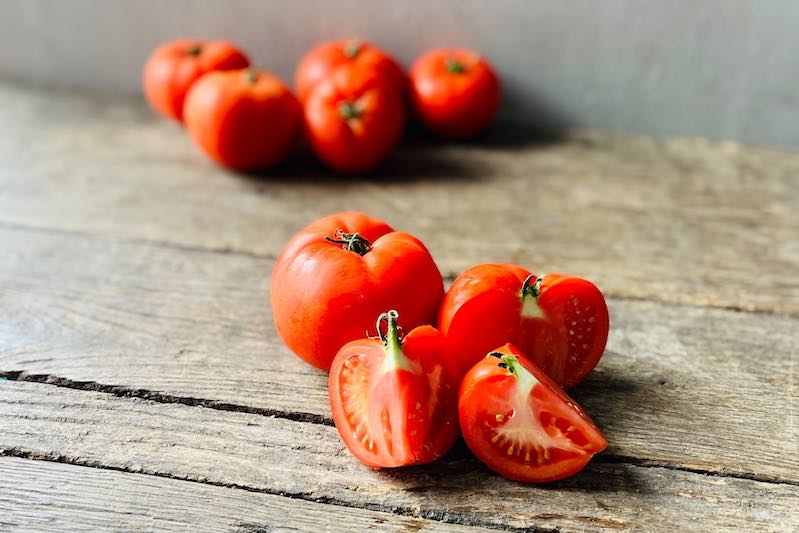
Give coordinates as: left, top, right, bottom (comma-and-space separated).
295, 38, 405, 102
271, 211, 444, 371
329, 310, 459, 467
183, 68, 302, 171
438, 264, 609, 388
409, 49, 501, 138
459, 343, 607, 482
143, 38, 249, 122
303, 64, 405, 174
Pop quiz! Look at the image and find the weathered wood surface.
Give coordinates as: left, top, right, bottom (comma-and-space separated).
2, 381, 797, 533
0, 456, 491, 533
0, 82, 797, 315
1, 225, 796, 484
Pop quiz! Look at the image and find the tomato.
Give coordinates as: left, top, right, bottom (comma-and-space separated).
271, 211, 443, 371
329, 310, 459, 467
438, 264, 609, 388
303, 64, 405, 174
295, 38, 405, 102
183, 68, 302, 171
143, 38, 249, 122
459, 343, 607, 482
409, 49, 501, 138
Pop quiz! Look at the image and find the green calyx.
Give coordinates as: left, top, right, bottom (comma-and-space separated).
343, 39, 362, 59
378, 310, 409, 372
445, 57, 467, 74
245, 67, 259, 84
324, 230, 371, 255
338, 101, 362, 121
186, 44, 203, 56
488, 352, 538, 399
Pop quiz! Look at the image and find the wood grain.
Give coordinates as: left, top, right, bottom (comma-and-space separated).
0, 83, 797, 315
1, 226, 796, 482
2, 381, 797, 533
0, 456, 493, 533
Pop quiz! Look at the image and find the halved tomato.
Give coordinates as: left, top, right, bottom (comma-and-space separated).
459, 343, 607, 482
329, 310, 459, 468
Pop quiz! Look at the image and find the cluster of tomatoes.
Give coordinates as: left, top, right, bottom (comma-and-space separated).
272, 212, 610, 483
143, 38, 501, 173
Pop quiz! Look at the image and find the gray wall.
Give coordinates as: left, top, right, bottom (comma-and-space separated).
1, 0, 797, 147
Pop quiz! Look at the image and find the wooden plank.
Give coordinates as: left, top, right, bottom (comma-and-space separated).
0, 456, 491, 533
0, 83, 797, 315
2, 381, 797, 533
1, 226, 796, 483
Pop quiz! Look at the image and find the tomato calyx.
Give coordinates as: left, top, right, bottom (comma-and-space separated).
337, 100, 364, 121
376, 310, 413, 373
520, 274, 546, 319
243, 67, 259, 84
324, 230, 371, 255
445, 57, 467, 74
186, 44, 203, 57
343, 39, 362, 59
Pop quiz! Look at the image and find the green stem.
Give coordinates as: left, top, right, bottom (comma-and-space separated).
186, 44, 203, 56
343, 39, 362, 59
338, 101, 362, 121
245, 67, 259, 84
378, 310, 409, 372
445, 57, 466, 74
325, 230, 371, 255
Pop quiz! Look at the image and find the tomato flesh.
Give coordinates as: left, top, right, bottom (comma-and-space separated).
329, 313, 458, 468
459, 344, 607, 482
439, 264, 609, 388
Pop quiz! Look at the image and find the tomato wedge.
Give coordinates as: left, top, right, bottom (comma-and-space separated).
329, 311, 459, 468
439, 264, 609, 388
459, 343, 607, 483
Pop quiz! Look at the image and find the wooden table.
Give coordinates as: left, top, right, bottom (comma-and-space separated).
1, 81, 797, 532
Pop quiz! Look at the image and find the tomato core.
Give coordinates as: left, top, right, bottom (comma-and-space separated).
520, 274, 546, 318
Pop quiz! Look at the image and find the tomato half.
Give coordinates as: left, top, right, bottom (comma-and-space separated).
329, 310, 459, 467
303, 63, 405, 174
438, 264, 609, 388
183, 68, 302, 171
143, 38, 249, 122
295, 38, 405, 102
459, 343, 607, 482
271, 211, 444, 371
409, 48, 500, 138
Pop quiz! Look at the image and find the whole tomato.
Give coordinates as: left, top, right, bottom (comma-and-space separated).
459, 343, 607, 483
271, 211, 444, 371
438, 264, 609, 388
295, 38, 405, 102
143, 38, 249, 122
183, 68, 302, 171
409, 49, 500, 138
303, 64, 405, 174
329, 310, 459, 467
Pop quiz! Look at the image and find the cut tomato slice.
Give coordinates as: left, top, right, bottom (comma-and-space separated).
459, 343, 607, 482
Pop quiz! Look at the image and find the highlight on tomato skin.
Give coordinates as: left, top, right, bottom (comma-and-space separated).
328, 310, 460, 468
438, 263, 609, 389
458, 343, 607, 483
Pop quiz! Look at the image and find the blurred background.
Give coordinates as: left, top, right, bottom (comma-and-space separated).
1, 0, 797, 147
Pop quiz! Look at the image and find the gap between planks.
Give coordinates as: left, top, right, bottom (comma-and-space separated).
2, 370, 796, 489
0, 219, 793, 320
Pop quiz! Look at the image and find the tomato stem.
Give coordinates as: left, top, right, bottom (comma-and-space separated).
245, 67, 259, 84
325, 230, 371, 255
445, 57, 467, 74
338, 101, 362, 121
343, 39, 362, 59
377, 310, 410, 372
186, 44, 203, 56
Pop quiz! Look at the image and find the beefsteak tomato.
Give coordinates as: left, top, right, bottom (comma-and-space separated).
459, 343, 607, 482
329, 310, 459, 467
438, 264, 609, 388
271, 211, 443, 370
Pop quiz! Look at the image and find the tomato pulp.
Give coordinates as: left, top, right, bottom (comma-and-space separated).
459, 344, 607, 482
329, 311, 459, 467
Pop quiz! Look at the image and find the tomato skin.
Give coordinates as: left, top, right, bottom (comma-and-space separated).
438, 264, 609, 388
295, 39, 405, 103
143, 38, 249, 122
303, 64, 405, 174
183, 69, 302, 171
409, 49, 500, 138
459, 344, 607, 483
329, 312, 459, 468
271, 211, 444, 371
